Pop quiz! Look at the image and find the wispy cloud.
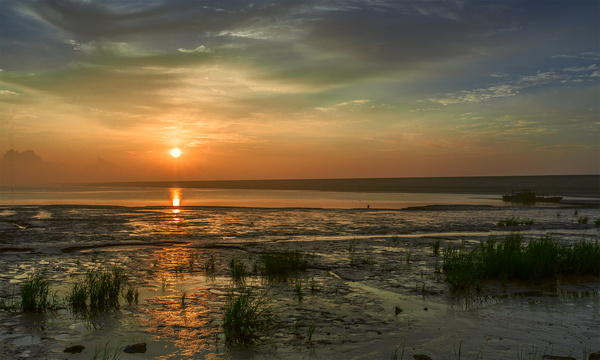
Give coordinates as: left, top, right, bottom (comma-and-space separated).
428, 66, 597, 105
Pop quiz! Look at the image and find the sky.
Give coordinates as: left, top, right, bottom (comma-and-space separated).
0, 0, 599, 185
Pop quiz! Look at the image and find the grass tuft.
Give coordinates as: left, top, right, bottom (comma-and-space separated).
577, 216, 589, 224
20, 271, 51, 313
124, 285, 139, 306
204, 254, 217, 274
431, 239, 442, 255
222, 285, 275, 348
230, 256, 247, 282
90, 341, 125, 360
66, 267, 129, 315
443, 233, 600, 291
260, 251, 309, 282
294, 280, 303, 302
497, 217, 534, 226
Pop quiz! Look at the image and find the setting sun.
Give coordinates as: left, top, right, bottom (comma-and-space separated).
170, 148, 182, 158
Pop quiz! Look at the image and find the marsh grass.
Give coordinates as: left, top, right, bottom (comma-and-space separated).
443, 233, 600, 291
180, 290, 187, 306
390, 340, 406, 360
431, 239, 442, 255
259, 251, 309, 282
66, 267, 130, 315
577, 216, 589, 224
66, 282, 88, 314
222, 285, 275, 348
123, 285, 139, 306
230, 255, 247, 282
204, 254, 216, 274
90, 341, 125, 360
497, 217, 534, 226
309, 277, 319, 292
347, 239, 356, 253
86, 267, 127, 313
20, 271, 52, 313
294, 280, 304, 302
306, 318, 316, 343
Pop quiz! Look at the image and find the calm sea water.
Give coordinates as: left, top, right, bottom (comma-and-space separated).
0, 186, 505, 208
1, 186, 599, 359
1, 186, 599, 253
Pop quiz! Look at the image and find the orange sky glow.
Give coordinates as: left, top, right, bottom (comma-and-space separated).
0, 1, 598, 186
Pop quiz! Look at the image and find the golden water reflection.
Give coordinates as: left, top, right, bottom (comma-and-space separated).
143, 246, 227, 359
170, 188, 182, 224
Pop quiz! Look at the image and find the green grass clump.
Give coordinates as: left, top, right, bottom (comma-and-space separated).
66, 282, 88, 314
577, 216, 589, 224
431, 239, 442, 255
222, 285, 275, 348
204, 254, 216, 274
294, 280, 304, 302
497, 217, 534, 226
123, 285, 139, 306
86, 267, 127, 312
90, 341, 125, 360
66, 267, 129, 315
260, 251, 309, 282
20, 272, 51, 313
442, 233, 600, 291
230, 256, 247, 282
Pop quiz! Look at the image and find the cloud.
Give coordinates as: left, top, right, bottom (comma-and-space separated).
0, 90, 20, 96
177, 45, 213, 54
427, 67, 593, 105
564, 64, 598, 72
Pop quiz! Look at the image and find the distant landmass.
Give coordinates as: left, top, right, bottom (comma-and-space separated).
86, 175, 599, 197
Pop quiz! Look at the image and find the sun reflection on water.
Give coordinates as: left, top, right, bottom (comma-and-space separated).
142, 246, 226, 358
170, 188, 182, 224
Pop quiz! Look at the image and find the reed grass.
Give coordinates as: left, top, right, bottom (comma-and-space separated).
123, 285, 139, 306
229, 255, 247, 282
20, 271, 51, 313
306, 318, 316, 343
90, 341, 125, 360
294, 279, 304, 302
259, 251, 309, 282
204, 254, 216, 274
66, 282, 88, 314
431, 239, 442, 255
86, 267, 127, 312
497, 217, 534, 226
66, 267, 129, 315
222, 285, 275, 347
443, 233, 600, 291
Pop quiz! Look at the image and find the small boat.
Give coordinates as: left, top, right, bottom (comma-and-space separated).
502, 189, 562, 203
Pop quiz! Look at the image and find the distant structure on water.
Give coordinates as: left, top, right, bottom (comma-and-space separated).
502, 189, 563, 203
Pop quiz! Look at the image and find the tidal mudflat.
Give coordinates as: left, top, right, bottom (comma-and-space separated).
1, 201, 599, 359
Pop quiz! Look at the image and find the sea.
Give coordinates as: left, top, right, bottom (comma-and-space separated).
1, 185, 599, 253
1, 185, 599, 359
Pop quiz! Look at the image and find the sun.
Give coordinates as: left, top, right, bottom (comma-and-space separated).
170, 148, 182, 158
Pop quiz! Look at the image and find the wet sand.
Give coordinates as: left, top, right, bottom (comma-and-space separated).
1, 234, 598, 359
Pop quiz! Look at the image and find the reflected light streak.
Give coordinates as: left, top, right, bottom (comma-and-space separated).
170, 188, 182, 224
171, 188, 182, 207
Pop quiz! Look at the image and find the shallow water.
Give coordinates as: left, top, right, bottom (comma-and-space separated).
0, 189, 599, 359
